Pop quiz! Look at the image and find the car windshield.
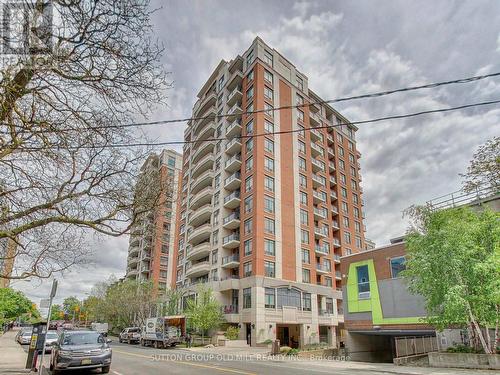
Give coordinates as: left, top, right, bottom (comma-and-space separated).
129, 328, 139, 332
62, 332, 103, 345
22, 332, 32, 337
46, 332, 58, 339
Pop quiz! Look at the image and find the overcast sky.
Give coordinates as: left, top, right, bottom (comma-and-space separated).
15, 0, 500, 304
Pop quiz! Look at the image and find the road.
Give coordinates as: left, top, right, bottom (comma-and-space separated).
32, 341, 496, 375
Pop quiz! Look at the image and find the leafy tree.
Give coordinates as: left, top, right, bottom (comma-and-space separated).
50, 304, 64, 321
161, 288, 184, 316
0, 288, 37, 324
461, 136, 500, 193
404, 206, 500, 354
185, 286, 223, 344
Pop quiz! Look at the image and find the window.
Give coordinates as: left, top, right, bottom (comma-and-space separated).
302, 268, 310, 283
264, 157, 274, 172
344, 231, 351, 244
299, 157, 306, 171
352, 193, 359, 205
349, 153, 355, 164
296, 75, 304, 91
326, 297, 334, 314
264, 86, 273, 100
297, 109, 304, 121
357, 265, 370, 298
301, 229, 309, 244
355, 236, 362, 248
265, 261, 275, 277
300, 191, 308, 205
243, 287, 252, 308
264, 195, 275, 213
264, 218, 275, 234
302, 293, 311, 311
341, 187, 348, 198
264, 176, 274, 192
299, 174, 307, 187
243, 262, 252, 277
264, 70, 273, 83
246, 49, 254, 65
277, 287, 302, 308
298, 140, 306, 154
355, 221, 361, 233
244, 195, 253, 213
247, 86, 254, 99
244, 218, 253, 234
246, 119, 254, 134
264, 103, 274, 117
348, 141, 354, 151
246, 138, 254, 153
325, 277, 333, 287
244, 239, 252, 256
212, 250, 218, 264
338, 146, 345, 157
247, 69, 254, 81
245, 176, 253, 192
264, 120, 274, 133
302, 249, 310, 264
390, 256, 406, 278
265, 288, 275, 308
340, 173, 346, 184
350, 166, 356, 177
300, 209, 308, 225
264, 138, 274, 154
343, 217, 349, 228
354, 207, 360, 218
214, 174, 221, 188
218, 75, 225, 91
339, 159, 345, 170
264, 239, 275, 256
213, 210, 219, 225
246, 156, 253, 171
264, 49, 273, 65
296, 94, 303, 106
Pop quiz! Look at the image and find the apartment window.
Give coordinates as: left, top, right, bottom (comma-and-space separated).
246, 101, 254, 113
245, 176, 253, 192
297, 109, 304, 122
216, 141, 221, 153
264, 157, 274, 172
351, 179, 358, 190
246, 156, 254, 171
301, 229, 309, 244
298, 140, 306, 154
352, 193, 359, 205
351, 167, 357, 178
212, 229, 219, 245
302, 249, 310, 264
214, 174, 221, 188
247, 69, 254, 81
343, 217, 349, 228
300, 191, 308, 205
264, 195, 275, 213
246, 138, 254, 153
390, 256, 406, 278
296, 94, 303, 106
264, 176, 275, 192
341, 187, 348, 198
348, 141, 354, 151
243, 287, 252, 308
246, 49, 254, 65
339, 159, 345, 170
299, 157, 306, 171
302, 268, 310, 283
299, 174, 307, 188
355, 221, 361, 233
325, 277, 333, 287
218, 75, 225, 91
264, 138, 274, 154
244, 239, 252, 256
264, 218, 275, 234
357, 265, 370, 298
355, 236, 362, 248
264, 239, 275, 256
264, 120, 274, 133
340, 173, 346, 185
265, 261, 275, 278
264, 49, 273, 66
349, 153, 355, 164
264, 86, 273, 100
264, 69, 273, 83
243, 262, 252, 277
264, 102, 274, 117
344, 231, 351, 244
302, 293, 311, 311
323, 259, 331, 272
244, 218, 253, 234
244, 195, 253, 213
246, 119, 254, 135
212, 250, 218, 264
213, 210, 219, 225
338, 146, 345, 157
296, 75, 304, 91
345, 248, 352, 255
215, 156, 221, 171
300, 209, 308, 225
265, 288, 275, 308
354, 207, 360, 218
246, 86, 254, 100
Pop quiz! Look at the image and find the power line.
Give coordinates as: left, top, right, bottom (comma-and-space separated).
15, 98, 500, 151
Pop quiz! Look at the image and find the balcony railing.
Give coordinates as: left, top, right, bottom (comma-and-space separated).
222, 254, 240, 265
222, 305, 239, 314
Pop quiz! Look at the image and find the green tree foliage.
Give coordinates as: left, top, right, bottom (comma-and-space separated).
63, 296, 81, 314
0, 288, 37, 324
50, 304, 64, 321
161, 288, 184, 316
185, 286, 223, 344
461, 136, 500, 193
404, 206, 500, 354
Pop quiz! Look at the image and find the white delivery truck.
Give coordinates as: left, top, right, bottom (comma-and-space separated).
140, 315, 186, 348
90, 322, 109, 337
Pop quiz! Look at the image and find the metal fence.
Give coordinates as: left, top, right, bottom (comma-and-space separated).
394, 335, 438, 358
426, 186, 498, 211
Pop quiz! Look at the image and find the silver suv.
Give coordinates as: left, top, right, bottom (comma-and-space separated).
119, 327, 141, 344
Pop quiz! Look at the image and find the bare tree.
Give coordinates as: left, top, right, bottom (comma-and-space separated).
461, 136, 500, 193
0, 0, 171, 280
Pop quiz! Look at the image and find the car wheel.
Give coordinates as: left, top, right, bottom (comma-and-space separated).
118, 338, 122, 343
127, 338, 131, 344
101, 365, 110, 374
140, 339, 144, 346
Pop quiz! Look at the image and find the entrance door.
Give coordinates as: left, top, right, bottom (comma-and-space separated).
283, 327, 289, 347
246, 323, 251, 345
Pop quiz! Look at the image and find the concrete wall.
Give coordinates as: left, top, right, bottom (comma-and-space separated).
428, 352, 500, 370
345, 332, 393, 362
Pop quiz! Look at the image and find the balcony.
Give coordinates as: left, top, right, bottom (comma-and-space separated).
192, 141, 215, 163
222, 305, 239, 314
313, 190, 327, 204
225, 153, 242, 173
187, 241, 211, 262
227, 103, 242, 121
311, 158, 325, 173
333, 238, 341, 248
332, 205, 339, 215
335, 271, 342, 280
315, 244, 329, 256
333, 254, 341, 263
327, 134, 334, 144
194, 92, 217, 118
329, 176, 337, 186
189, 203, 212, 227
188, 222, 212, 245
330, 190, 338, 201
332, 220, 339, 230
311, 143, 324, 157
227, 86, 243, 107
316, 264, 331, 274
190, 186, 213, 210
222, 233, 240, 249
224, 172, 241, 191
191, 153, 214, 179
191, 170, 214, 195
328, 148, 335, 159
312, 174, 326, 188
329, 161, 336, 172
310, 111, 321, 127
223, 191, 241, 209
310, 128, 322, 142
226, 120, 242, 139
127, 269, 138, 277
227, 70, 243, 91
314, 226, 329, 239
193, 107, 217, 135
222, 254, 240, 269
194, 121, 216, 147
313, 207, 327, 220
127, 256, 139, 265
185, 261, 210, 278
222, 212, 240, 229
225, 138, 242, 155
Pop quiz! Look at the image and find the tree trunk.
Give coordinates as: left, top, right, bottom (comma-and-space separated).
468, 308, 491, 354
495, 305, 499, 354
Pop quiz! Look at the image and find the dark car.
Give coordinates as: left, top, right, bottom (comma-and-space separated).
49, 330, 112, 374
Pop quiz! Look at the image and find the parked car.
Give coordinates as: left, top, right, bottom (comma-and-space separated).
119, 327, 141, 344
18, 330, 33, 345
49, 330, 112, 374
43, 331, 59, 353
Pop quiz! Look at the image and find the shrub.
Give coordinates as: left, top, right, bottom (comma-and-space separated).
261, 339, 273, 345
287, 348, 300, 356
446, 345, 481, 353
280, 346, 292, 354
225, 326, 239, 340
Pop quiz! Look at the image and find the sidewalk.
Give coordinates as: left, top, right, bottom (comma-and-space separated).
0, 329, 31, 374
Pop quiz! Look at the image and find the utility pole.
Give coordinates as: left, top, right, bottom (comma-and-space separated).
39, 279, 57, 372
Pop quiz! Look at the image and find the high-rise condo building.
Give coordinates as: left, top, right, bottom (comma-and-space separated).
172, 37, 367, 347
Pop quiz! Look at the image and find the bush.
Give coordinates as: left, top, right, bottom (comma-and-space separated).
287, 348, 300, 356
446, 345, 482, 353
225, 326, 239, 340
280, 346, 292, 354
260, 339, 273, 345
